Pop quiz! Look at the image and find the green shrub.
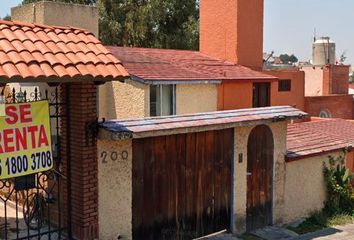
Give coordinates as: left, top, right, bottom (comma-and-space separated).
323, 152, 354, 215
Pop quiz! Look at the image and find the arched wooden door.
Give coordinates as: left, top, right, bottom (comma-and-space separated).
246, 125, 274, 232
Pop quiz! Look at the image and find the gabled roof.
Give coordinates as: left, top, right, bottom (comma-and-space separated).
107, 46, 277, 84
286, 118, 354, 161
0, 20, 128, 83
100, 106, 306, 139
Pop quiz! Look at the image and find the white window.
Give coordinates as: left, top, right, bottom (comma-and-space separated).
150, 85, 176, 116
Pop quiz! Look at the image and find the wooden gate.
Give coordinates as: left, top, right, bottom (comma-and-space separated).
246, 125, 274, 232
132, 129, 233, 240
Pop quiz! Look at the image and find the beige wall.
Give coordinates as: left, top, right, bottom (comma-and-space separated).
233, 122, 287, 233
98, 139, 133, 240
176, 84, 218, 114
282, 154, 337, 223
98, 121, 331, 237
12, 1, 98, 36
97, 122, 289, 237
99, 80, 149, 120
303, 67, 324, 96
100, 82, 218, 119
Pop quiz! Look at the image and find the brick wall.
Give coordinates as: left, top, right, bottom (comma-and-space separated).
330, 65, 349, 95
323, 65, 349, 95
60, 82, 98, 239
305, 94, 354, 119
200, 0, 264, 70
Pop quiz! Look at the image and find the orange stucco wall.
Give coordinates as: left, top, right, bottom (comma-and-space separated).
266, 70, 305, 111
200, 0, 263, 70
305, 95, 354, 119
217, 81, 253, 110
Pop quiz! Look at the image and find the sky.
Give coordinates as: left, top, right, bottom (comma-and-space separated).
1, 0, 354, 65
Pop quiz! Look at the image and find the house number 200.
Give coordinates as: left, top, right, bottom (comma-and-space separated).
100, 151, 128, 164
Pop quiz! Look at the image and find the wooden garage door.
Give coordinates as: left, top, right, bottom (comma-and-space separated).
132, 129, 233, 240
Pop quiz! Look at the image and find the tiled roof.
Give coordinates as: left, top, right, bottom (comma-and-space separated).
107, 46, 277, 83
286, 118, 354, 161
0, 20, 128, 83
100, 106, 306, 139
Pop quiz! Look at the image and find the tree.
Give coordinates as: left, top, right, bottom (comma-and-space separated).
22, 0, 95, 4
340, 51, 347, 64
349, 72, 354, 83
279, 54, 298, 64
2, 15, 11, 21
22, 0, 199, 50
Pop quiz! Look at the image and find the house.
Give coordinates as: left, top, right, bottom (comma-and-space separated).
97, 0, 306, 119
2, 2, 354, 240
102, 46, 276, 119
10, 0, 354, 121
97, 108, 354, 239
97, 106, 307, 239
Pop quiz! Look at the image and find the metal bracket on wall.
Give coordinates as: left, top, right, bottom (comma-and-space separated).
85, 118, 99, 146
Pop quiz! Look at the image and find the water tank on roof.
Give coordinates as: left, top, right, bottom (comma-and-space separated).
312, 37, 336, 66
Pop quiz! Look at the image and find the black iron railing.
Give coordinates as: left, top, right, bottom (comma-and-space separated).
0, 84, 67, 240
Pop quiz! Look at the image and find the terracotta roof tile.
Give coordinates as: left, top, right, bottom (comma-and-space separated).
11, 39, 27, 52
0, 39, 16, 53
0, 20, 128, 82
286, 118, 354, 161
107, 46, 277, 82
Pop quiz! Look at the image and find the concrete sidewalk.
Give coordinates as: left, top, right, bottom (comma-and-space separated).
205, 223, 354, 240
295, 223, 354, 240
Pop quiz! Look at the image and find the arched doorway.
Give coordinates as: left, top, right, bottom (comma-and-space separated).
246, 125, 274, 232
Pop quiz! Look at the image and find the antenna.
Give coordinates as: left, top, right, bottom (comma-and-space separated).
313, 28, 316, 42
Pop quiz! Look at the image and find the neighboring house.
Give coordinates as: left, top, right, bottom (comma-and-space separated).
301, 64, 353, 119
